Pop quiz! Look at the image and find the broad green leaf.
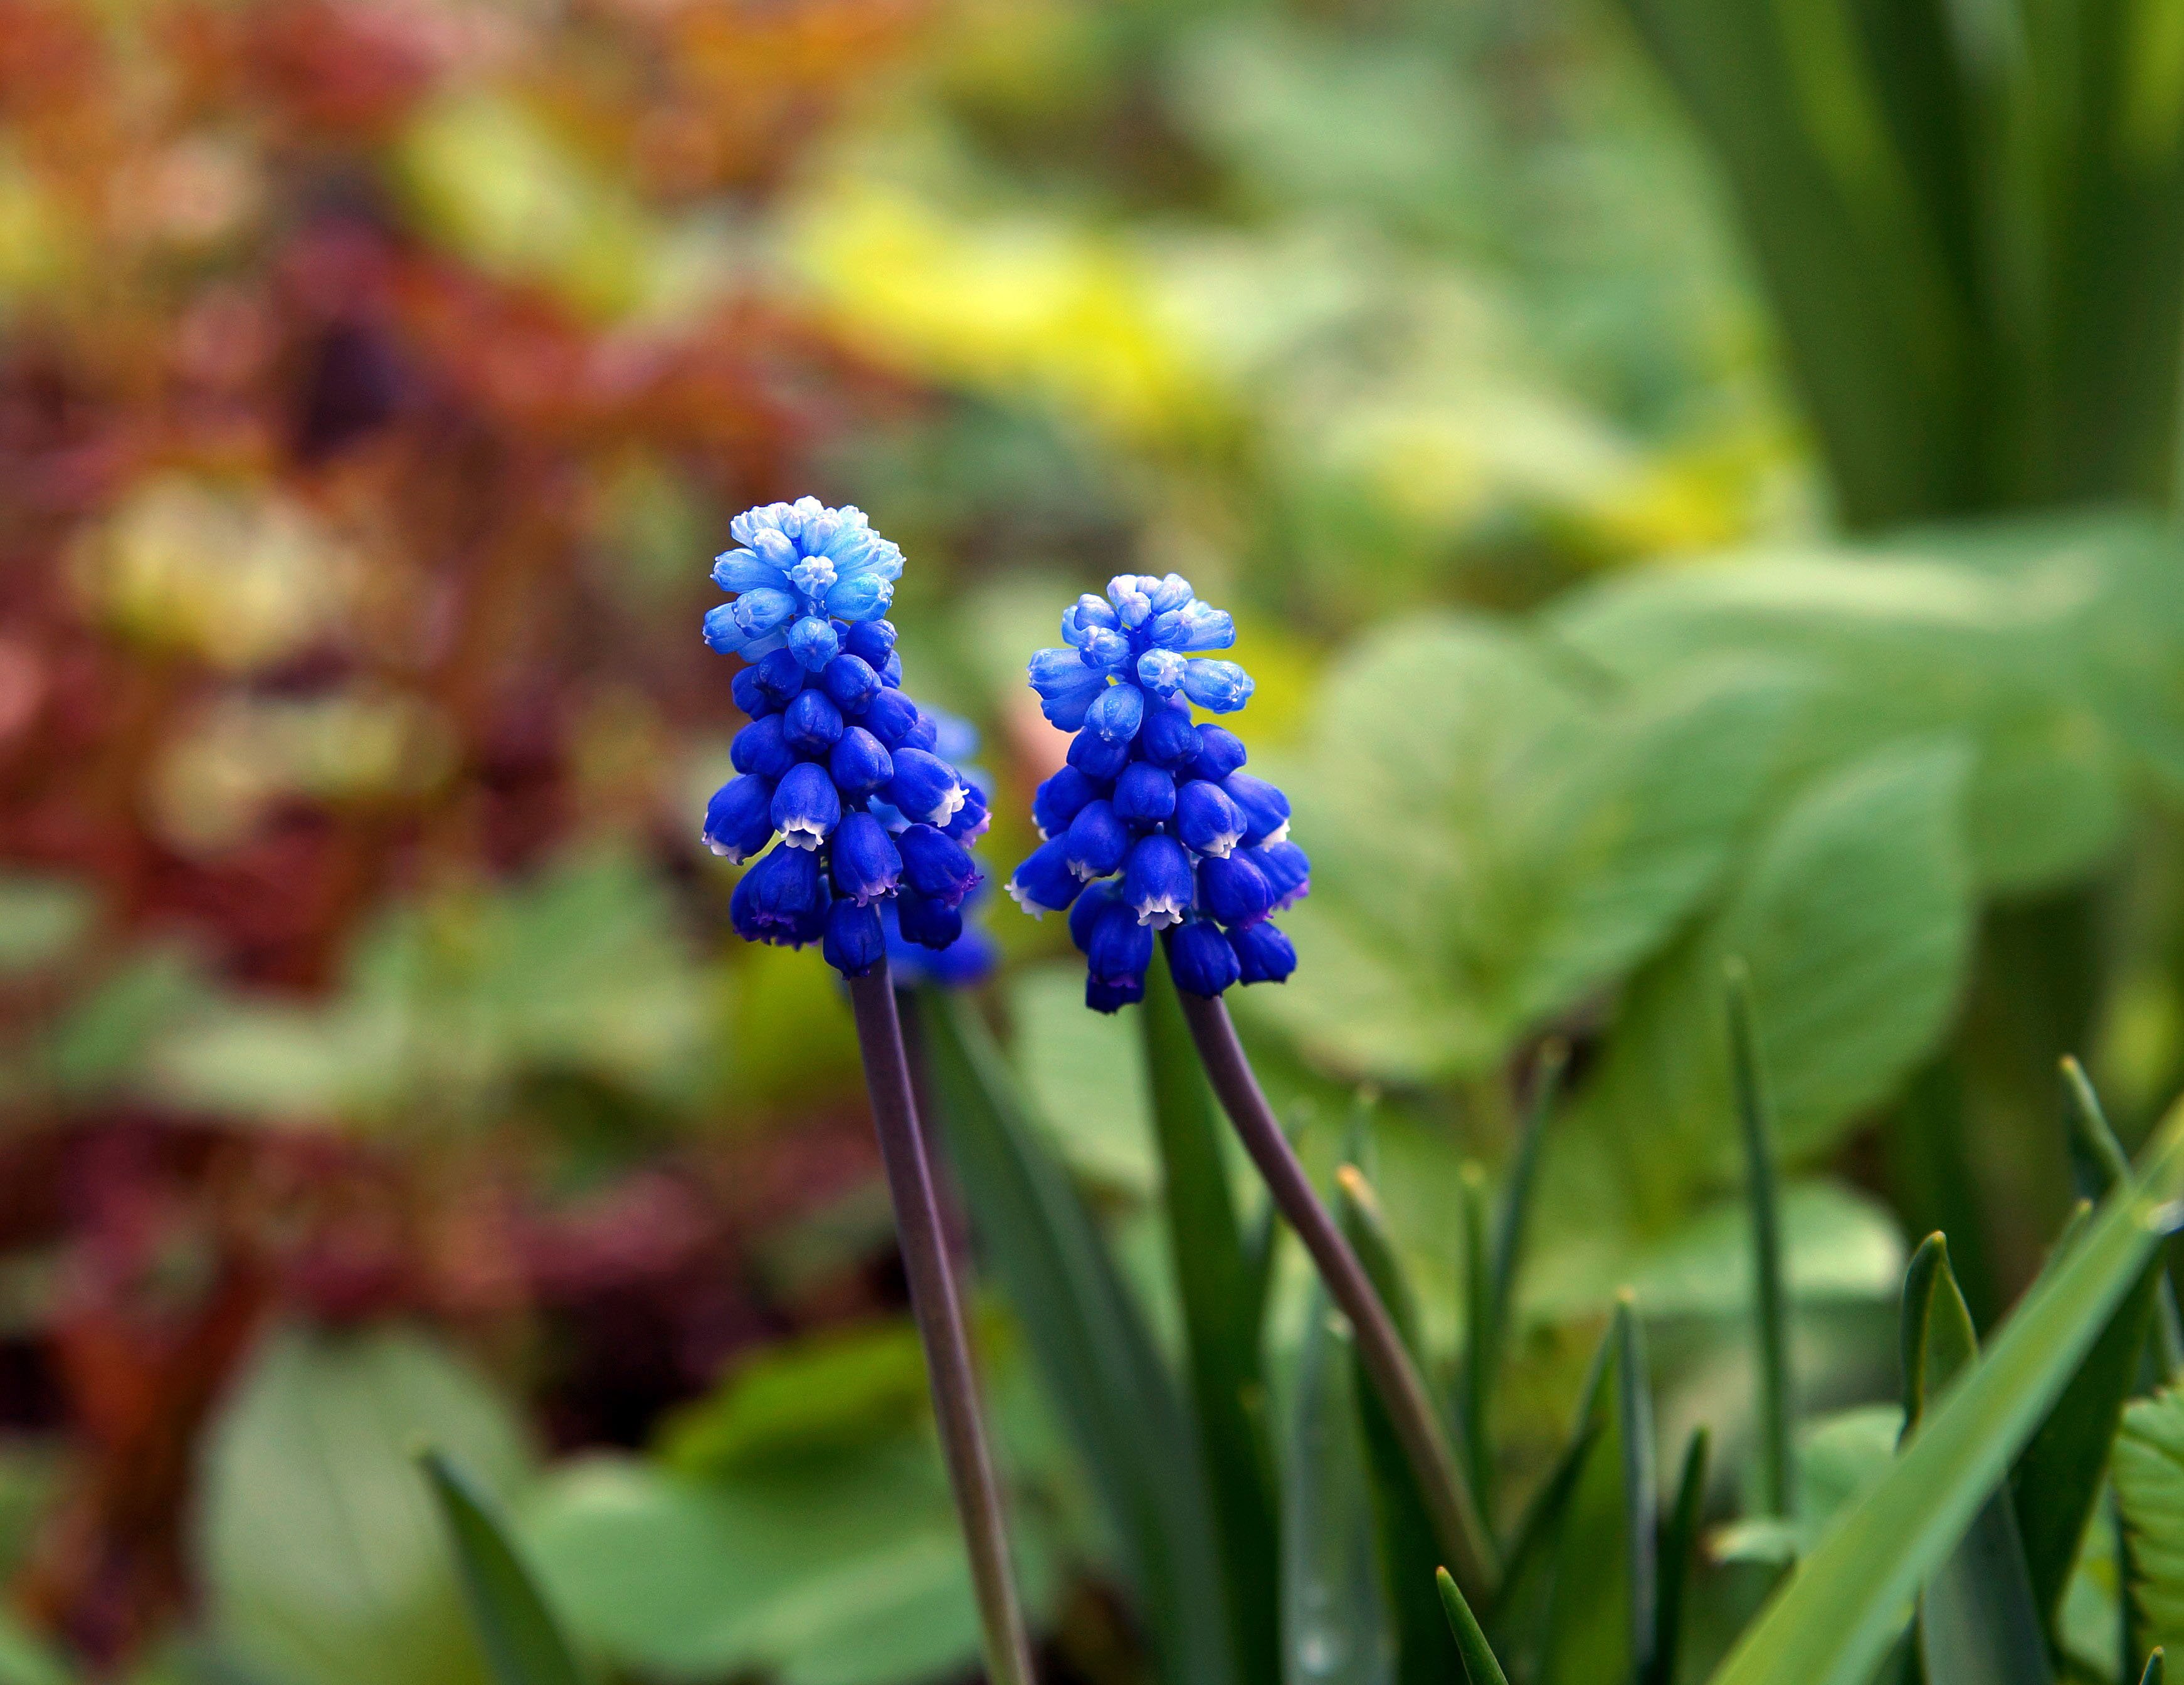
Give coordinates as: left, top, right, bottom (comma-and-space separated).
525, 1447, 1053, 1685
196, 1322, 531, 1685
1284, 1287, 1395, 1685
1536, 1298, 1657, 1685
1900, 1239, 2052, 1685
656, 1321, 931, 1475
1523, 1177, 1907, 1325
1561, 737, 1974, 1226
2111, 1388, 2184, 1659
1549, 543, 2134, 894
1008, 964, 1157, 1192
1703, 1097, 2184, 1685
418, 1451, 586, 1685
1263, 618, 1803, 1083
150, 850, 708, 1129
924, 992, 1238, 1685
1141, 958, 1281, 1685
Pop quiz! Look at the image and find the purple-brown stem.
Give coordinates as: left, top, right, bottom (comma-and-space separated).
848, 963, 1037, 1685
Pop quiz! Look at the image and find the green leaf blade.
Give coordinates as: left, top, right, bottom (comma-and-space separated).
419, 1451, 586, 1685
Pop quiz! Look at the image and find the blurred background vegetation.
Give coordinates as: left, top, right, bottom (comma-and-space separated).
8, 0, 2184, 1680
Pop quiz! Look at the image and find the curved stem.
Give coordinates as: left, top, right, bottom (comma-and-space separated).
1174, 983, 1501, 1604
849, 965, 1037, 1685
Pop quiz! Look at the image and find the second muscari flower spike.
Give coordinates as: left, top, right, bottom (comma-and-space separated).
699, 498, 989, 980
1009, 572, 1308, 1011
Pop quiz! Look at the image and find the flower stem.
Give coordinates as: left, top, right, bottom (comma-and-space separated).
1173, 982, 1502, 1605
848, 963, 1037, 1685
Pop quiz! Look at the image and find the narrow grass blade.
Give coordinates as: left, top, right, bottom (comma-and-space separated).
418, 1449, 586, 1685
1520, 1297, 1657, 1685
924, 992, 1240, 1685
1485, 1417, 1600, 1673
1484, 1042, 1564, 1402
1899, 1242, 2052, 1685
1436, 1568, 1511, 1685
1339, 1163, 1456, 1684
2145, 1649, 2166, 1685
1141, 960, 1282, 1685
1459, 1162, 1495, 1531
1284, 1285, 1395, 1685
2063, 1056, 2184, 1379
1727, 960, 1794, 1519
1650, 1428, 1711, 1685
1704, 1099, 2184, 1685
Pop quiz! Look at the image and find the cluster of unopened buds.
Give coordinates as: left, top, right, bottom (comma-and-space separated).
1008, 574, 1307, 1010
699, 500, 988, 979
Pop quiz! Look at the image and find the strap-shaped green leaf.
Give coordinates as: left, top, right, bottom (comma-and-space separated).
924, 992, 1240, 1685
1139, 959, 1281, 1685
1649, 1428, 1711, 1685
1436, 1568, 1510, 1685
419, 1450, 586, 1685
1897, 1240, 2052, 1685
1704, 1099, 2184, 1685
1728, 959, 1794, 1519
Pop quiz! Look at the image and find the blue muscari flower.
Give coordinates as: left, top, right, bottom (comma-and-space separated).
1008, 573, 1307, 1010
704, 501, 979, 978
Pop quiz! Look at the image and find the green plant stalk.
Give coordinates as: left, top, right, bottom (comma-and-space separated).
1726, 960, 1794, 1519
848, 966, 1037, 1685
1172, 983, 1499, 1604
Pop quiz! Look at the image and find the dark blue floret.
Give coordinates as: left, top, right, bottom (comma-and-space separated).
1198, 851, 1271, 926
1221, 773, 1290, 847
771, 762, 841, 850
823, 900, 886, 977
830, 812, 902, 905
783, 690, 844, 757
1231, 920, 1296, 984
1033, 767, 1103, 837
1062, 800, 1129, 881
863, 688, 923, 748
702, 501, 984, 976
1008, 836, 1084, 916
1067, 728, 1131, 781
1170, 918, 1242, 997
732, 715, 794, 780
822, 653, 881, 714
704, 776, 776, 864
829, 728, 894, 798
895, 887, 964, 949
731, 666, 777, 719
899, 824, 980, 908
1010, 571, 1306, 1005
1141, 704, 1200, 769
888, 748, 964, 827
843, 619, 897, 666
1123, 834, 1194, 930
1112, 762, 1176, 826
1191, 726, 1248, 782
1174, 779, 1245, 858
732, 844, 830, 947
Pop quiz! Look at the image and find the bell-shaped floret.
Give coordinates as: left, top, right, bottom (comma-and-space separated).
887, 748, 966, 826
1170, 918, 1242, 997
830, 812, 902, 905
730, 844, 830, 947
828, 727, 893, 798
895, 887, 964, 949
732, 715, 794, 780
1232, 920, 1296, 984
1123, 834, 1194, 930
771, 762, 841, 851
822, 900, 886, 978
899, 824, 980, 908
704, 777, 776, 863
1175, 779, 1246, 858
1221, 772, 1290, 847
1181, 658, 1253, 713
1008, 836, 1084, 917
1033, 766, 1104, 837
1062, 799, 1129, 881
1112, 762, 1176, 827
1198, 851, 1272, 926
